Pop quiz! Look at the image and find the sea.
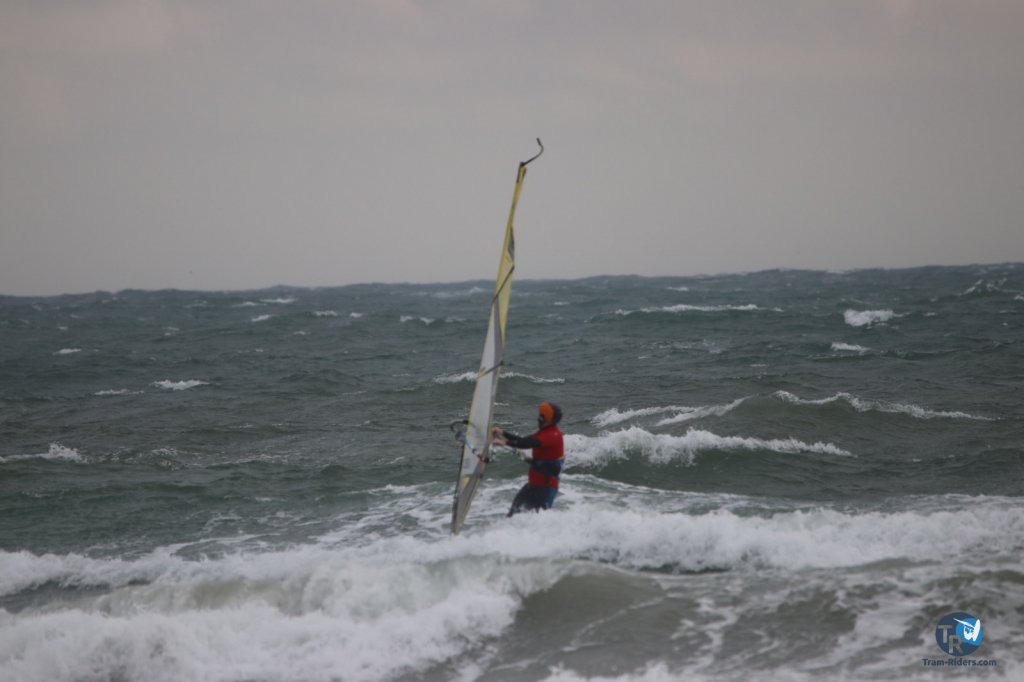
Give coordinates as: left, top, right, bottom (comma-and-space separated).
1, 264, 1022, 682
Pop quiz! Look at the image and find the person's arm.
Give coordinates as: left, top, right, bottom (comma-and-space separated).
500, 430, 541, 449
491, 425, 540, 462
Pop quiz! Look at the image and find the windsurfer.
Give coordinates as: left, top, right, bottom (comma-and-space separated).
492, 402, 564, 515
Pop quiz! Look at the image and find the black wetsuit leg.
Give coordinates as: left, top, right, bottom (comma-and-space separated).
507, 484, 549, 517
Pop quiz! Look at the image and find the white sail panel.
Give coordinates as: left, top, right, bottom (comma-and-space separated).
451, 155, 532, 534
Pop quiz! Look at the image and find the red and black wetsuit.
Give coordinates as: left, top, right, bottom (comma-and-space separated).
501, 423, 564, 515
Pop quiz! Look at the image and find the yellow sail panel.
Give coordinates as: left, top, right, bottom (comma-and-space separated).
451, 149, 538, 535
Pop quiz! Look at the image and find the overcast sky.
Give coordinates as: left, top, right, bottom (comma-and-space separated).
1, 1, 1022, 296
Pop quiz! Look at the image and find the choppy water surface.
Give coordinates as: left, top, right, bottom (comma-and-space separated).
2, 264, 1022, 681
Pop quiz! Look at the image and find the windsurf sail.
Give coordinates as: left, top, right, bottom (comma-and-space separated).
451, 139, 544, 535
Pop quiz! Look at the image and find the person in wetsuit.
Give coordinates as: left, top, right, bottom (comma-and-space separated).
492, 402, 564, 516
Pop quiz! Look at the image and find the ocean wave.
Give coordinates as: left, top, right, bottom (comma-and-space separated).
774, 391, 992, 421
522, 498, 1024, 573
565, 426, 851, 467
423, 286, 487, 299
260, 297, 296, 305
433, 371, 565, 385
94, 389, 143, 396
961, 278, 1016, 296
830, 342, 870, 354
251, 314, 273, 322
52, 348, 81, 355
504, 371, 565, 384
0, 541, 540, 682
592, 399, 747, 428
2, 496, 1021, 682
616, 304, 777, 316
0, 443, 84, 464
151, 380, 208, 391
433, 371, 476, 384
843, 309, 896, 327
3, 485, 1023, 682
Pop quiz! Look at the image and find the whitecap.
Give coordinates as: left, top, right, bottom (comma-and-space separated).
830, 342, 870, 354
152, 380, 209, 391
433, 372, 476, 384
53, 348, 81, 355
251, 315, 272, 323
592, 399, 746, 428
427, 286, 487, 299
774, 391, 992, 421
962, 279, 1007, 296
434, 370, 563, 385
616, 304, 772, 315
1, 493, 1020, 682
843, 309, 896, 327
501, 371, 565, 384
0, 443, 85, 464
0, 541, 535, 682
565, 426, 850, 468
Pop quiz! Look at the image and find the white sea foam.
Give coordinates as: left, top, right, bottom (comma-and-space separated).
830, 342, 870, 354
842, 309, 896, 327
152, 380, 208, 391
616, 304, 773, 316
0, 542, 546, 682
426, 286, 487, 299
349, 312, 364, 318
592, 399, 747, 428
433, 371, 477, 384
94, 389, 143, 396
503, 371, 565, 384
774, 391, 992, 421
962, 278, 1009, 296
251, 314, 273, 322
53, 348, 81, 355
313, 310, 338, 317
400, 315, 436, 325
0, 443, 84, 464
1, 496, 1021, 682
592, 406, 692, 427
565, 426, 851, 467
260, 297, 296, 304
434, 371, 564, 385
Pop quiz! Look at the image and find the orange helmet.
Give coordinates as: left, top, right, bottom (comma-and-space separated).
538, 402, 563, 426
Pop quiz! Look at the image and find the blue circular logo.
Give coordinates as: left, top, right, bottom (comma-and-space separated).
935, 612, 983, 656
